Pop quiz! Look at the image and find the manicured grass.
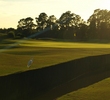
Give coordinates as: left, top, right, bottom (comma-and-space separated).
1, 39, 110, 100
57, 77, 110, 100
15, 39, 110, 48
1, 39, 110, 76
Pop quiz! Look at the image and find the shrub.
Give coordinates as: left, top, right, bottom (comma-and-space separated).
8, 31, 15, 39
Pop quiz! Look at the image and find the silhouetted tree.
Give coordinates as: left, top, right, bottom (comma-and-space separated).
47, 15, 57, 29
17, 17, 37, 37
35, 13, 48, 31
58, 11, 84, 39
8, 31, 15, 39
88, 9, 110, 39
77, 22, 88, 40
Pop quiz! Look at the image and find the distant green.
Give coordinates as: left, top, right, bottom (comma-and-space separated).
1, 39, 110, 76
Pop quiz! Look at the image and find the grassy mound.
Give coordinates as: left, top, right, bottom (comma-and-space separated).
57, 77, 110, 100
0, 54, 110, 100
1, 39, 110, 100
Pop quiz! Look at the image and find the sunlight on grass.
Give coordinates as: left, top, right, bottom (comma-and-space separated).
1, 39, 110, 100
57, 78, 110, 100
1, 39, 110, 76
20, 40, 110, 48
15, 40, 110, 48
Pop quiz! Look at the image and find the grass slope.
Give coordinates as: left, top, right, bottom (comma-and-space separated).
1, 39, 110, 76
1, 54, 110, 100
57, 75, 110, 100
0, 39, 110, 100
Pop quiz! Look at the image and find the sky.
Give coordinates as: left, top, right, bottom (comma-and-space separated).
0, 0, 110, 28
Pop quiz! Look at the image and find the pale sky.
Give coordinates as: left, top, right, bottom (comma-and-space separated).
0, 0, 110, 28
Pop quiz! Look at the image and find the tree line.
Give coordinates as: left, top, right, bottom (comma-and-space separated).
1, 8, 110, 41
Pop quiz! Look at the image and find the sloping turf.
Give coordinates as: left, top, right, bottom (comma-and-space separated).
1, 39, 110, 100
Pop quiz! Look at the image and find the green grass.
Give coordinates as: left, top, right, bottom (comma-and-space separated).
1, 39, 110, 100
57, 77, 110, 100
15, 39, 110, 48
1, 39, 110, 76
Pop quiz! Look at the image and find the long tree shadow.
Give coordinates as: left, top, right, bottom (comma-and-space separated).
0, 54, 110, 100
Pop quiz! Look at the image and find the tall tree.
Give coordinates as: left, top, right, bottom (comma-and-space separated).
47, 15, 57, 30
58, 11, 83, 39
88, 9, 110, 39
77, 21, 88, 40
17, 17, 36, 37
35, 12, 48, 31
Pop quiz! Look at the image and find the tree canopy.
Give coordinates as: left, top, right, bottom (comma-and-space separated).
1, 9, 110, 41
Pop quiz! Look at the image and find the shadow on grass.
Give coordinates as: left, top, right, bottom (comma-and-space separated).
0, 54, 110, 100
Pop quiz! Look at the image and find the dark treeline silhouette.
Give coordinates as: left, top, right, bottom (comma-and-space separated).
1, 9, 110, 41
